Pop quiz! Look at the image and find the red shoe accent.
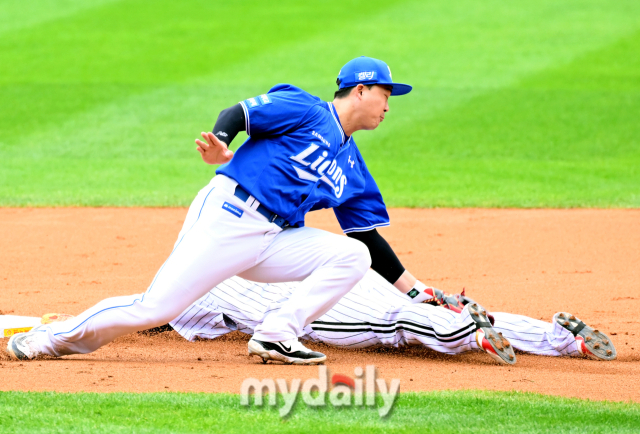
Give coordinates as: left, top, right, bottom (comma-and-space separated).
446, 304, 463, 314
576, 336, 594, 357
481, 339, 498, 355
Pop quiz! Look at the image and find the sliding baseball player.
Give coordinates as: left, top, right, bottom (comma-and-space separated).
167, 270, 616, 363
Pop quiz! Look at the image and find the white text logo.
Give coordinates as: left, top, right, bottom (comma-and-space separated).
356, 71, 376, 81
259, 94, 271, 104
290, 144, 348, 198
240, 365, 400, 417
311, 130, 331, 147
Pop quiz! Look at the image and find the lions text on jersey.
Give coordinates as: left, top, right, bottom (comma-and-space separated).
217, 84, 389, 233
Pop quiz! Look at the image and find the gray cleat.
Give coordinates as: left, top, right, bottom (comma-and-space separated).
468, 302, 516, 365
554, 312, 617, 361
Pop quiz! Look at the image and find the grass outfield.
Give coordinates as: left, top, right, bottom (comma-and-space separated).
1, 0, 639, 207
1, 390, 639, 433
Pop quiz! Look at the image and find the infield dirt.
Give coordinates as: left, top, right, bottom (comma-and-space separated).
1, 208, 639, 401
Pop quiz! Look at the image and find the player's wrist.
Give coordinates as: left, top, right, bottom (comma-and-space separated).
406, 280, 437, 304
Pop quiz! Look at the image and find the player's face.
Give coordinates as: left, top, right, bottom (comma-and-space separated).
358, 85, 391, 130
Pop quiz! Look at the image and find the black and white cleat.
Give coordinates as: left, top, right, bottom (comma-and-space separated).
248, 338, 326, 365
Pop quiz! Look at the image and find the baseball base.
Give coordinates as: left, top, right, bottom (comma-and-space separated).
1, 313, 75, 337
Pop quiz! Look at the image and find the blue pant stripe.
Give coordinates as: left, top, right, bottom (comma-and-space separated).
143, 186, 216, 297
54, 186, 216, 337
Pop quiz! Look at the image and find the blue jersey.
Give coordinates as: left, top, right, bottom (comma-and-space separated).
216, 84, 389, 233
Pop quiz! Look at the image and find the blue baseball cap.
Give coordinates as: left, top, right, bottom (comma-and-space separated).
337, 56, 412, 96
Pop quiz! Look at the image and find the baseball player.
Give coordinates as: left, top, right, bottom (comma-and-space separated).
10, 56, 506, 365
166, 270, 616, 363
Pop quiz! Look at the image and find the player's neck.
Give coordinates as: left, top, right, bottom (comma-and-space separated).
332, 98, 357, 137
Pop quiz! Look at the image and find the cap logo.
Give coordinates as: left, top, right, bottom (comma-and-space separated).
355, 71, 376, 82
388, 65, 392, 79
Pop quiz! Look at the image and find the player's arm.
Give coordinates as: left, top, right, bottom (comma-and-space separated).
346, 229, 414, 291
336, 157, 435, 302
195, 103, 246, 165
346, 229, 433, 303
197, 86, 314, 165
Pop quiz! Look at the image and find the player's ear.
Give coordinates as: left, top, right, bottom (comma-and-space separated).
355, 84, 365, 99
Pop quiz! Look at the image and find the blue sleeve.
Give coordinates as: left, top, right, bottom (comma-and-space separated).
334, 168, 390, 233
239, 84, 317, 137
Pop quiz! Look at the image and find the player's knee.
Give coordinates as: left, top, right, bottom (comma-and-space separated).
345, 238, 371, 277
136, 295, 182, 326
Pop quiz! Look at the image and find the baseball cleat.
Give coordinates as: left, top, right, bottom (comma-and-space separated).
6, 327, 45, 360
554, 312, 617, 361
468, 303, 516, 365
248, 338, 326, 365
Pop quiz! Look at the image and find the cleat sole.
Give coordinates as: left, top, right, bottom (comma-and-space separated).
554, 312, 617, 361
468, 303, 516, 366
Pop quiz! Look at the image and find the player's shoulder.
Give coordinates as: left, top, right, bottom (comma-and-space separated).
267, 84, 324, 105
263, 84, 333, 126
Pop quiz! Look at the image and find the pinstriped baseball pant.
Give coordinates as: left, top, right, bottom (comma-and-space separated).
171, 271, 579, 357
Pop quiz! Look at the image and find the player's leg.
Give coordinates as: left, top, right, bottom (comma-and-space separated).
169, 292, 235, 342
308, 295, 480, 354
8, 176, 281, 359
240, 227, 370, 341
238, 227, 370, 363
491, 312, 616, 360
299, 271, 515, 364
168, 273, 479, 355
490, 312, 577, 357
169, 276, 294, 341
300, 271, 477, 353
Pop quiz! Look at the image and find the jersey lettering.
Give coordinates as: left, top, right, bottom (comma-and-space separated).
259, 94, 272, 105
317, 160, 331, 175
331, 166, 343, 182
311, 130, 331, 147
310, 151, 328, 170
290, 144, 319, 166
290, 144, 349, 198
335, 173, 348, 198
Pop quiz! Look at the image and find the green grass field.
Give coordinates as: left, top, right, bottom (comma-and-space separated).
2, 1, 639, 431
1, 0, 639, 207
1, 390, 639, 433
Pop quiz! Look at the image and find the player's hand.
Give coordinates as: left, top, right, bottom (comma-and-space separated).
195, 132, 234, 165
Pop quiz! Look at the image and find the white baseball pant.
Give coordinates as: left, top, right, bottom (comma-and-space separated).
35, 175, 371, 356
171, 270, 579, 357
